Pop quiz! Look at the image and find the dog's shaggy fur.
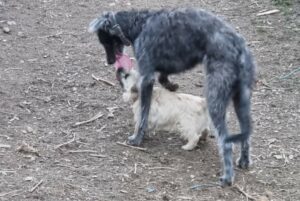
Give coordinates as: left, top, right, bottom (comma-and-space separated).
117, 68, 210, 151
89, 8, 256, 186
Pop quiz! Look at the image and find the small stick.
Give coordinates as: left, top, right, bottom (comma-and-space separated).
116, 142, 147, 151
89, 154, 107, 158
232, 185, 256, 201
148, 167, 177, 171
0, 135, 10, 140
29, 179, 43, 193
257, 9, 280, 16
0, 144, 11, 148
257, 80, 272, 89
279, 67, 300, 79
190, 183, 220, 190
54, 133, 76, 149
73, 112, 103, 127
0, 170, 16, 175
4, 68, 23, 72
67, 150, 98, 154
134, 163, 137, 174
92, 74, 115, 86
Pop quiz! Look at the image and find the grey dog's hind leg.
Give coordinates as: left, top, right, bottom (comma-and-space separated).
233, 85, 252, 169
206, 61, 236, 186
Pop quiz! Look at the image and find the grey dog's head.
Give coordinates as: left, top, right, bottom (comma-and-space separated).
116, 68, 139, 102
88, 12, 131, 65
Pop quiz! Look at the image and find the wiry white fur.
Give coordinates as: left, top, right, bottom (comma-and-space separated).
120, 69, 211, 150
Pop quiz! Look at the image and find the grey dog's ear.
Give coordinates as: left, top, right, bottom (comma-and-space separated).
88, 12, 131, 46
88, 12, 112, 33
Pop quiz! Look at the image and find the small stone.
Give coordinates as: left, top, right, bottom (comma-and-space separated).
265, 190, 273, 198
24, 176, 34, 181
289, 155, 294, 160
257, 196, 269, 201
120, 190, 128, 194
7, 20, 16, 25
17, 31, 26, 38
3, 26, 10, 33
26, 126, 34, 133
146, 186, 156, 193
190, 175, 195, 179
273, 154, 283, 160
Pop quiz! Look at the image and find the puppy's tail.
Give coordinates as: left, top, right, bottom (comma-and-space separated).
88, 17, 102, 33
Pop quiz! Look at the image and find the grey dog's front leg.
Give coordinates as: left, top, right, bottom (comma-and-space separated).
128, 74, 155, 145
158, 73, 179, 92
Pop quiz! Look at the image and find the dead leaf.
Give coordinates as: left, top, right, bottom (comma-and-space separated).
16, 142, 40, 156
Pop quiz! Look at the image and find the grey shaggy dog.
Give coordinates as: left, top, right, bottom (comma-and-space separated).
88, 8, 256, 186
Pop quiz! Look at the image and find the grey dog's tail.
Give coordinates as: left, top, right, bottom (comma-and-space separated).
225, 43, 256, 144
225, 133, 248, 143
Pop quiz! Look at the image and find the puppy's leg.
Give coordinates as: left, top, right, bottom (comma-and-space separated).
182, 135, 199, 151
233, 85, 252, 169
128, 74, 155, 145
206, 62, 235, 186
158, 73, 179, 92
199, 128, 209, 141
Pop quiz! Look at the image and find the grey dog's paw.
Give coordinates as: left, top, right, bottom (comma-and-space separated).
219, 175, 233, 187
127, 134, 143, 146
237, 156, 250, 169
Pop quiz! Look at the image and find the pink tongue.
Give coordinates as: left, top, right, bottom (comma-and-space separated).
114, 54, 133, 70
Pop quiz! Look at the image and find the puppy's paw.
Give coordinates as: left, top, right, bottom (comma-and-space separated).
181, 144, 196, 151
236, 156, 251, 169
219, 175, 233, 187
127, 134, 143, 146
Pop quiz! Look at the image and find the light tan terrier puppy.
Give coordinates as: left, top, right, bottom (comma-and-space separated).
117, 68, 210, 150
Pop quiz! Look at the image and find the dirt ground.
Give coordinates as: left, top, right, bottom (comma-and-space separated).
0, 0, 299, 200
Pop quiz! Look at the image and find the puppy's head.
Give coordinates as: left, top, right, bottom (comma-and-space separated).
116, 68, 139, 102
88, 12, 131, 65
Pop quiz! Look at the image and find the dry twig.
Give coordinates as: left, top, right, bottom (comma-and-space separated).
92, 74, 115, 86
0, 190, 21, 197
232, 185, 256, 201
29, 179, 44, 193
89, 154, 107, 158
257, 9, 280, 16
54, 133, 76, 149
0, 170, 16, 175
0, 144, 11, 149
190, 183, 220, 190
134, 163, 137, 174
73, 112, 103, 127
116, 142, 147, 151
148, 166, 177, 171
67, 150, 98, 154
0, 135, 11, 140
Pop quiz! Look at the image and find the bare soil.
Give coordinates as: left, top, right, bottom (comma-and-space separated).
0, 0, 299, 200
